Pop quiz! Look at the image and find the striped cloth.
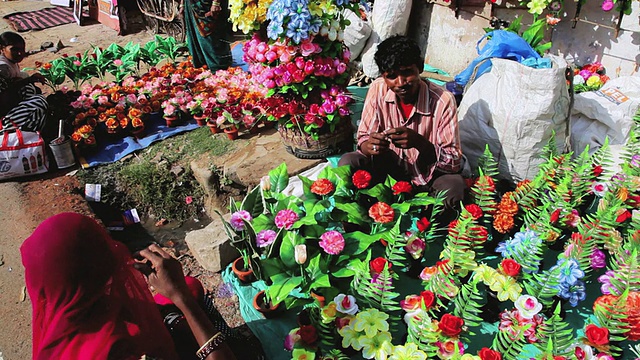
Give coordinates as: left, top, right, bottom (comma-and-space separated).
1, 83, 48, 132
357, 77, 462, 185
3, 6, 75, 32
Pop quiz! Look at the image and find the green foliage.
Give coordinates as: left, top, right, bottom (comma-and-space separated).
36, 58, 67, 91
492, 324, 530, 359
593, 292, 630, 356
153, 35, 185, 63
384, 220, 409, 270
406, 315, 440, 357
477, 144, 499, 178
523, 267, 561, 308
535, 303, 575, 357
452, 276, 484, 332
351, 258, 400, 312
470, 169, 498, 226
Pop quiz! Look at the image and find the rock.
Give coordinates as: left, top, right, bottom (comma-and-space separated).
184, 215, 238, 273
40, 41, 53, 50
170, 165, 185, 177
190, 159, 218, 196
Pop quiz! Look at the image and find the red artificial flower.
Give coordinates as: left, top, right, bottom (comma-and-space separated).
448, 220, 459, 230
585, 324, 609, 346
438, 313, 464, 337
369, 202, 394, 223
500, 259, 521, 277
593, 165, 603, 177
420, 290, 435, 309
352, 170, 372, 189
310, 178, 335, 196
550, 209, 561, 223
470, 225, 489, 243
392, 181, 412, 195
627, 195, 640, 208
416, 217, 430, 232
370, 257, 391, 274
465, 204, 483, 220
298, 324, 318, 345
478, 347, 502, 360
616, 210, 632, 223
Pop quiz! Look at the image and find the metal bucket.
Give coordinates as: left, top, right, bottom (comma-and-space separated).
49, 138, 76, 169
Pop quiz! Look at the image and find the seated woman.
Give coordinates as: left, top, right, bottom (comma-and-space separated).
21, 212, 237, 360
0, 31, 48, 132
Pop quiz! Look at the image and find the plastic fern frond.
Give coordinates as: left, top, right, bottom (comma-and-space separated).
478, 144, 500, 178
351, 261, 400, 312
470, 169, 498, 225
535, 303, 574, 356
523, 267, 561, 308
452, 276, 484, 333
492, 324, 530, 359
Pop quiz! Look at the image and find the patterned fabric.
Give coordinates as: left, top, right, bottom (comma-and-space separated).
1, 83, 48, 132
356, 77, 462, 185
184, 0, 232, 71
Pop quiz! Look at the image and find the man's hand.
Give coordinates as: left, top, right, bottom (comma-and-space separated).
384, 127, 427, 150
136, 244, 190, 303
204, 1, 222, 17
363, 132, 391, 156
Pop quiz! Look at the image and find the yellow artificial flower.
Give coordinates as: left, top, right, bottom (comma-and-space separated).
358, 331, 393, 360
338, 323, 364, 350
352, 309, 390, 338
490, 274, 522, 302
460, 355, 481, 360
389, 343, 428, 360
321, 301, 338, 323
292, 348, 316, 360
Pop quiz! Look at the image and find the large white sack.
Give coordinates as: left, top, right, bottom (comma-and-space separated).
458, 56, 571, 183
342, 9, 372, 60
570, 76, 640, 155
360, 0, 412, 78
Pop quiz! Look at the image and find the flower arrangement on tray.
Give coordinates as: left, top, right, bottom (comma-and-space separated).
223, 110, 640, 359
573, 62, 610, 94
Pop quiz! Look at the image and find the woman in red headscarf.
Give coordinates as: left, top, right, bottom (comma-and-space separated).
21, 212, 235, 360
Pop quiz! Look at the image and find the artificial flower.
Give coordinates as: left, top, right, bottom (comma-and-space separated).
465, 204, 483, 220
284, 328, 301, 351
310, 178, 335, 196
392, 181, 412, 195
500, 259, 521, 277
369, 202, 395, 223
352, 170, 372, 189
292, 348, 316, 360
334, 294, 359, 315
416, 217, 430, 232
338, 323, 363, 350
585, 324, 609, 346
438, 313, 465, 337
370, 257, 391, 274
590, 248, 606, 269
514, 295, 542, 319
405, 236, 425, 260
358, 331, 393, 360
230, 210, 252, 231
478, 347, 502, 360
319, 230, 345, 255
388, 343, 428, 360
275, 209, 299, 229
295, 244, 307, 264
352, 308, 390, 338
436, 340, 464, 359
321, 301, 337, 322
256, 229, 277, 248
298, 324, 318, 345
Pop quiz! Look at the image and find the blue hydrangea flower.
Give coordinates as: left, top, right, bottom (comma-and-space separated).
496, 230, 540, 258
308, 18, 323, 35
551, 258, 584, 286
557, 280, 586, 307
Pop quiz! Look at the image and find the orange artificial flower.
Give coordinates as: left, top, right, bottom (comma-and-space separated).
43, 63, 52, 70
128, 108, 142, 118
493, 213, 515, 234
106, 118, 118, 129
105, 108, 117, 117
87, 108, 98, 117
369, 202, 395, 224
497, 193, 518, 215
131, 117, 144, 128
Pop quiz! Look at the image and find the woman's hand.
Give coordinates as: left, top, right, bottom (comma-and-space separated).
136, 244, 191, 303
30, 73, 46, 84
204, 1, 222, 17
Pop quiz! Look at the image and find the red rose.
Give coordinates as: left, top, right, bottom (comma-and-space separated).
616, 210, 632, 223
585, 324, 609, 346
392, 181, 412, 195
550, 209, 561, 223
369, 202, 394, 223
416, 217, 430, 232
478, 347, 502, 360
370, 257, 391, 274
420, 290, 435, 309
500, 259, 521, 277
298, 324, 318, 345
438, 313, 464, 337
352, 170, 372, 189
593, 165, 603, 177
465, 204, 483, 220
553, 357, 567, 360
310, 178, 335, 196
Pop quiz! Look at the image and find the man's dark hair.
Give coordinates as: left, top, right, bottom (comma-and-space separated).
0, 32, 25, 47
374, 35, 423, 75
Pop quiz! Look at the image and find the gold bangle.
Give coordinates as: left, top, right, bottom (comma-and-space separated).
196, 332, 225, 360
211, 1, 220, 6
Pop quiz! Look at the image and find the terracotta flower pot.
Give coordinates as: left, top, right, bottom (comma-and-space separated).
231, 257, 254, 283
193, 114, 208, 127
207, 120, 221, 134
253, 290, 281, 318
164, 115, 180, 127
224, 126, 239, 140
132, 126, 145, 139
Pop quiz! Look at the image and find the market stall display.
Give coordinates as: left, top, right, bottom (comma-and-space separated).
217, 110, 640, 359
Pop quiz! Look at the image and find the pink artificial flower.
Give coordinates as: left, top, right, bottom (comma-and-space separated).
113, 59, 123, 66
405, 236, 425, 260
275, 209, 299, 230
256, 229, 277, 248
230, 210, 252, 231
73, 60, 82, 67
300, 41, 316, 57
185, 196, 193, 205
319, 230, 345, 255
601, 0, 614, 11
97, 95, 110, 105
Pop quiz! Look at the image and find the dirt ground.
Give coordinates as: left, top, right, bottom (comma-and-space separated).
0, 2, 246, 359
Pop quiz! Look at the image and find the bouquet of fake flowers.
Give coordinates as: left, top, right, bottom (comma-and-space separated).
573, 62, 609, 93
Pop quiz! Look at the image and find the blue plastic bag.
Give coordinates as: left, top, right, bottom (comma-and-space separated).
454, 30, 541, 88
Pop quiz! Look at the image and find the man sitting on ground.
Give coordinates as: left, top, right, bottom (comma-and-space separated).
339, 35, 465, 209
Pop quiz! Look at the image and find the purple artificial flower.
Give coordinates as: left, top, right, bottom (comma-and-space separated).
598, 270, 617, 295
630, 154, 640, 167
275, 209, 299, 230
256, 229, 277, 248
579, 69, 593, 81
230, 210, 252, 231
590, 248, 606, 269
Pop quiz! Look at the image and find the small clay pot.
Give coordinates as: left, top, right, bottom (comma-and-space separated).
207, 121, 221, 134
164, 115, 180, 127
231, 257, 254, 283
224, 126, 239, 140
253, 290, 281, 318
193, 114, 208, 127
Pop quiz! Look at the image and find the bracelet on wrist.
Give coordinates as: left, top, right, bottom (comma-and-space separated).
196, 332, 225, 360
211, 1, 220, 7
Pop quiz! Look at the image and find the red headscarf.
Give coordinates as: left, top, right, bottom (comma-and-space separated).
21, 213, 178, 360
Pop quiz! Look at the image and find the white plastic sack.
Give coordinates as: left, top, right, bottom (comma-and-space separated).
570, 76, 640, 156
458, 56, 570, 183
0, 129, 49, 180
342, 9, 372, 60
360, 0, 412, 78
